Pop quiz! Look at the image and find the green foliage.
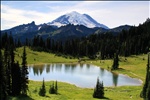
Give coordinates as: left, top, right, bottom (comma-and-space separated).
146, 54, 150, 100
55, 80, 58, 94
4, 41, 12, 95
93, 77, 104, 98
146, 81, 150, 100
21, 46, 29, 96
28, 19, 150, 59
39, 78, 46, 96
49, 82, 55, 94
0, 50, 8, 100
0, 33, 22, 98
141, 53, 150, 99
111, 52, 119, 70
10, 43, 21, 96
12, 62, 21, 96
49, 81, 58, 94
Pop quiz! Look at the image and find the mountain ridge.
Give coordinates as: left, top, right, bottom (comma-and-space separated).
1, 22, 131, 43
1, 11, 134, 42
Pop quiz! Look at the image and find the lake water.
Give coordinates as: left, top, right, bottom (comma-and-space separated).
28, 63, 142, 88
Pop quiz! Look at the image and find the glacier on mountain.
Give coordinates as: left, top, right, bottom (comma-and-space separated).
47, 11, 109, 29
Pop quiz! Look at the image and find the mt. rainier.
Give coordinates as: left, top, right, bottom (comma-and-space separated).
47, 11, 109, 29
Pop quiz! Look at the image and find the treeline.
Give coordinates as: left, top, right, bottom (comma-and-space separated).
30, 18, 150, 59
0, 34, 28, 100
1, 19, 150, 59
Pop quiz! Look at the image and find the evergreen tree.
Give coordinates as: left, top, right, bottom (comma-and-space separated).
146, 81, 150, 100
111, 52, 119, 70
93, 77, 104, 98
146, 53, 150, 100
25, 38, 29, 46
39, 78, 46, 96
12, 62, 21, 96
49, 82, 55, 94
8, 44, 15, 96
55, 80, 58, 94
0, 50, 7, 100
0, 32, 2, 49
141, 53, 150, 98
21, 46, 28, 96
17, 39, 22, 47
4, 42, 12, 95
10, 45, 15, 67
49, 81, 58, 94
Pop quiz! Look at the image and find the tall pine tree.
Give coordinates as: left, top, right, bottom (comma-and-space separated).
141, 53, 150, 99
12, 62, 21, 96
0, 50, 7, 100
93, 77, 104, 98
21, 46, 28, 96
49, 81, 58, 94
55, 80, 58, 94
4, 41, 12, 95
111, 52, 119, 70
146, 53, 150, 100
39, 78, 46, 96
146, 81, 150, 100
49, 82, 55, 94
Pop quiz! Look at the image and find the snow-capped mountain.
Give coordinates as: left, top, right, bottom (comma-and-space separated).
47, 11, 109, 29
1, 11, 133, 42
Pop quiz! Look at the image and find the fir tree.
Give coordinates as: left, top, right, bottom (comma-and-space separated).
93, 77, 104, 98
55, 80, 58, 94
0, 32, 2, 49
146, 81, 150, 100
4, 42, 12, 95
111, 52, 119, 70
0, 50, 7, 100
12, 62, 21, 96
146, 53, 150, 100
49, 81, 58, 94
141, 53, 150, 98
10, 44, 15, 95
21, 46, 28, 96
17, 39, 22, 47
49, 82, 55, 94
39, 78, 46, 96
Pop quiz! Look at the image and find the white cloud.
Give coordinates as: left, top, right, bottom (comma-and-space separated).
102, 2, 149, 28
67, 1, 149, 28
45, 1, 149, 28
1, 4, 58, 30
1, 1, 149, 30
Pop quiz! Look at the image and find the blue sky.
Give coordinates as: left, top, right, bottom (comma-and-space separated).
1, 1, 150, 30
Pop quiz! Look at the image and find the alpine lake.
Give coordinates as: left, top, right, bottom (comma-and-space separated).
28, 63, 142, 88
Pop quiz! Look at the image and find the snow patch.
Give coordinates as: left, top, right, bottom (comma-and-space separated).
38, 26, 41, 30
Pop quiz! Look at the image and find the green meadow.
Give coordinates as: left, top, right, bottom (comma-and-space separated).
14, 47, 78, 64
9, 47, 147, 100
9, 81, 142, 100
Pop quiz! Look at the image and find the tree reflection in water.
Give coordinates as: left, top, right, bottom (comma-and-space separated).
28, 64, 141, 88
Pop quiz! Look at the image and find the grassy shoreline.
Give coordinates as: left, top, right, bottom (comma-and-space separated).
9, 47, 146, 100
10, 80, 143, 100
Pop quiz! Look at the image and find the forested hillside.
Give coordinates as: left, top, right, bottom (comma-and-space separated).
1, 19, 150, 59
19, 19, 150, 59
